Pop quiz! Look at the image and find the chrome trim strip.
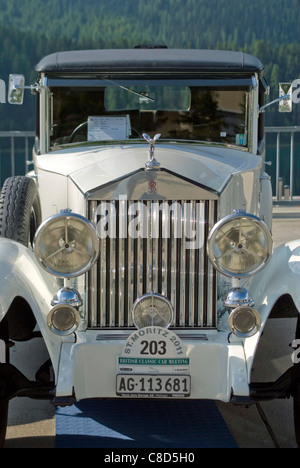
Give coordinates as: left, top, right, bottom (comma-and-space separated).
89, 201, 98, 327
95, 332, 209, 340
206, 200, 217, 327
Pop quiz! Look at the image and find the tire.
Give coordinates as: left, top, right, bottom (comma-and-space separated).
0, 176, 42, 247
0, 176, 42, 446
0, 318, 9, 448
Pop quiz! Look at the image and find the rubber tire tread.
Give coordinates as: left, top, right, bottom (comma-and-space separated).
0, 176, 41, 246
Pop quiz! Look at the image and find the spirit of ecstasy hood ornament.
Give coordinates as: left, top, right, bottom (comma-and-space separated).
143, 133, 161, 169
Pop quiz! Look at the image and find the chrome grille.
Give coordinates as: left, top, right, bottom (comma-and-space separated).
88, 199, 217, 328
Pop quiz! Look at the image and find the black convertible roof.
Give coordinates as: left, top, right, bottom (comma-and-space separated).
35, 49, 264, 75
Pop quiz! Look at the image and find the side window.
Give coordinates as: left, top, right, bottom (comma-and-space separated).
190, 88, 249, 146
51, 88, 105, 145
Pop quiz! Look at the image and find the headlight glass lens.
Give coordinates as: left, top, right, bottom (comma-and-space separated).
228, 306, 261, 338
207, 212, 272, 278
34, 211, 99, 277
132, 293, 174, 329
47, 304, 80, 335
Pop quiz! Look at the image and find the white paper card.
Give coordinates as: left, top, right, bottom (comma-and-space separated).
88, 116, 129, 141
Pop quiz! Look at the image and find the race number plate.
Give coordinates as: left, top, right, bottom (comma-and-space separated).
116, 374, 191, 397
117, 326, 191, 397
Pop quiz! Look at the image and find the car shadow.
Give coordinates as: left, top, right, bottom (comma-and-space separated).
55, 399, 237, 448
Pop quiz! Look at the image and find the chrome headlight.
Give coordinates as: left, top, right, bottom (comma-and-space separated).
47, 304, 80, 336
207, 211, 272, 278
132, 293, 174, 329
34, 210, 99, 278
228, 305, 261, 338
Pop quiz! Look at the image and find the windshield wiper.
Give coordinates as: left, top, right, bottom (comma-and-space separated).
100, 76, 155, 102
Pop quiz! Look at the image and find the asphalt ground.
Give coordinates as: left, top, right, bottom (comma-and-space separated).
3, 205, 300, 448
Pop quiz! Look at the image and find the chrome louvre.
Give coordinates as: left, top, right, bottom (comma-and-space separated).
88, 199, 217, 329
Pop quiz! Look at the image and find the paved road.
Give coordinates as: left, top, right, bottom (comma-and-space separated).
3, 205, 300, 448
4, 339, 55, 448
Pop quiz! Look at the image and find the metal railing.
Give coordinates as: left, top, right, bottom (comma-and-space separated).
0, 128, 299, 203
265, 126, 300, 203
0, 131, 35, 184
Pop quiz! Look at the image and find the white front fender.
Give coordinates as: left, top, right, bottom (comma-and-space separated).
0, 238, 62, 370
250, 239, 300, 314
0, 238, 58, 317
244, 239, 300, 378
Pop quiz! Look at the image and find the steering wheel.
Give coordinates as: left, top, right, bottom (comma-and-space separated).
69, 121, 87, 143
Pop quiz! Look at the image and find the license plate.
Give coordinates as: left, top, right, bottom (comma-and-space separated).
0, 339, 6, 363
116, 374, 191, 397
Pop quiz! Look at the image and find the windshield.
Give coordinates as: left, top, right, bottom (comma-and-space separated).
49, 77, 250, 149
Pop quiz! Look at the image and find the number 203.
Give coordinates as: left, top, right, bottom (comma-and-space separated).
140, 340, 166, 355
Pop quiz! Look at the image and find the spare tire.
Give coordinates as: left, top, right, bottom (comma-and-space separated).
0, 176, 42, 247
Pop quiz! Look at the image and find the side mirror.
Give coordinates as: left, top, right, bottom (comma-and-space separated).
8, 74, 25, 105
279, 83, 292, 112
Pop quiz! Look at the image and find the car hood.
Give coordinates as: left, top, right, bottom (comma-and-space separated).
37, 143, 261, 195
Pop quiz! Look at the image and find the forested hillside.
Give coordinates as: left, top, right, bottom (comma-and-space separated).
2, 0, 300, 48
1, 0, 300, 129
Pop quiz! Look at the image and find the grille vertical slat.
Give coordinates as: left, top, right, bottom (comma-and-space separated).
127, 235, 134, 326
88, 199, 217, 329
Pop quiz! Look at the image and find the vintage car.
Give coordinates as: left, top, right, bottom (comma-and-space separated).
0, 48, 299, 447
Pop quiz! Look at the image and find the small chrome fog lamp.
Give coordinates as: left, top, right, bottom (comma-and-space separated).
51, 287, 83, 308
132, 293, 173, 329
47, 304, 80, 336
207, 211, 272, 278
34, 210, 99, 278
224, 287, 255, 308
228, 306, 261, 338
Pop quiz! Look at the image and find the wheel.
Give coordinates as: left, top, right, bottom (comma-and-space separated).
294, 315, 300, 447
0, 317, 9, 448
69, 121, 87, 143
0, 176, 42, 247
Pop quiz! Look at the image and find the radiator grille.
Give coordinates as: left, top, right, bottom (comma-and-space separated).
88, 199, 217, 328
